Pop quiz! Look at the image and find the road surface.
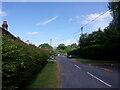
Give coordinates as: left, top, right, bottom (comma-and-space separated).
57, 56, 119, 89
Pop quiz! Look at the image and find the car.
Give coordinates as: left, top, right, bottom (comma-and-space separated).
67, 55, 73, 58
57, 54, 61, 56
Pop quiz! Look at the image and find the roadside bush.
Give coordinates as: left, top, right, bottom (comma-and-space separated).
68, 44, 104, 59
2, 34, 49, 89
79, 44, 103, 59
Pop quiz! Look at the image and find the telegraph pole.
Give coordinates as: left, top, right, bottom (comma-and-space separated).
81, 27, 83, 35
80, 27, 84, 49
50, 39, 52, 56
50, 39, 52, 46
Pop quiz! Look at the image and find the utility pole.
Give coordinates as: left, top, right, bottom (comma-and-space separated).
80, 27, 83, 49
50, 39, 52, 46
81, 27, 83, 35
50, 39, 52, 55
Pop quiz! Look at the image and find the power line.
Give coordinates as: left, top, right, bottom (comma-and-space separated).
80, 10, 110, 35
54, 10, 110, 44
82, 10, 109, 28
57, 29, 80, 42
64, 10, 110, 39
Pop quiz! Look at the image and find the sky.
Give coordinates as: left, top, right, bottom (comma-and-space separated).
0, 2, 113, 47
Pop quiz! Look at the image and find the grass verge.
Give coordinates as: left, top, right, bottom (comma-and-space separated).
76, 58, 119, 64
76, 58, 120, 72
26, 62, 59, 88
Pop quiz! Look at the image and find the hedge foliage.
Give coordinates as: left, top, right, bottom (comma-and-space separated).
2, 34, 49, 89
78, 44, 105, 60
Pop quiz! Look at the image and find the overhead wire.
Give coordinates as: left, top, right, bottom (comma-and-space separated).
53, 10, 110, 45
81, 10, 110, 28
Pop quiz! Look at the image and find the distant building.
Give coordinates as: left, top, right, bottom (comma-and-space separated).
2, 21, 8, 30
39, 47, 49, 51
25, 40, 30, 45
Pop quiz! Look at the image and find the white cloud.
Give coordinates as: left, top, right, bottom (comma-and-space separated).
61, 39, 78, 46
81, 11, 113, 24
68, 18, 73, 22
36, 16, 58, 26
52, 39, 78, 47
0, 11, 7, 17
79, 11, 113, 32
27, 32, 40, 35
54, 35, 62, 40
76, 16, 80, 18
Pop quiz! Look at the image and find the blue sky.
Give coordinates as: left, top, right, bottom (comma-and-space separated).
1, 2, 113, 47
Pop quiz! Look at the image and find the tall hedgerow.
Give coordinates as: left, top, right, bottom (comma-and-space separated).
2, 33, 49, 89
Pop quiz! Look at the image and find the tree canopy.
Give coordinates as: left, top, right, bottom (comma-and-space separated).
39, 43, 53, 50
68, 1, 120, 60
56, 43, 78, 55
56, 44, 66, 50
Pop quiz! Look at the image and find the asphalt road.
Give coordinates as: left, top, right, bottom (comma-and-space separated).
57, 56, 119, 89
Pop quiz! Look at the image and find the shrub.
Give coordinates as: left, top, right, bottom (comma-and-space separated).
79, 44, 103, 59
2, 34, 49, 89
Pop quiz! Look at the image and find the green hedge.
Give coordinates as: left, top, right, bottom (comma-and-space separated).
68, 44, 119, 60
2, 34, 49, 89
79, 44, 103, 59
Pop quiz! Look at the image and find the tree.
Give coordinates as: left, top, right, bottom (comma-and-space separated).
65, 43, 78, 53
79, 33, 89, 47
68, 1, 120, 60
71, 43, 78, 49
39, 43, 53, 50
109, 1, 120, 24
109, 1, 120, 33
79, 28, 106, 48
57, 44, 66, 50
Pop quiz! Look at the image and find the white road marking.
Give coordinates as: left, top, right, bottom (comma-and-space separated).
87, 72, 112, 87
74, 64, 81, 69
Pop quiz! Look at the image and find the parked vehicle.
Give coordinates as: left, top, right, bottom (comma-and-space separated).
67, 55, 73, 58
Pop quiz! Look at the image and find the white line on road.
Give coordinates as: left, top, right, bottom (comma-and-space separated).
74, 64, 81, 69
87, 72, 112, 87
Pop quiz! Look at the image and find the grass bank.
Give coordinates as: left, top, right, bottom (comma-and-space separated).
26, 62, 59, 88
